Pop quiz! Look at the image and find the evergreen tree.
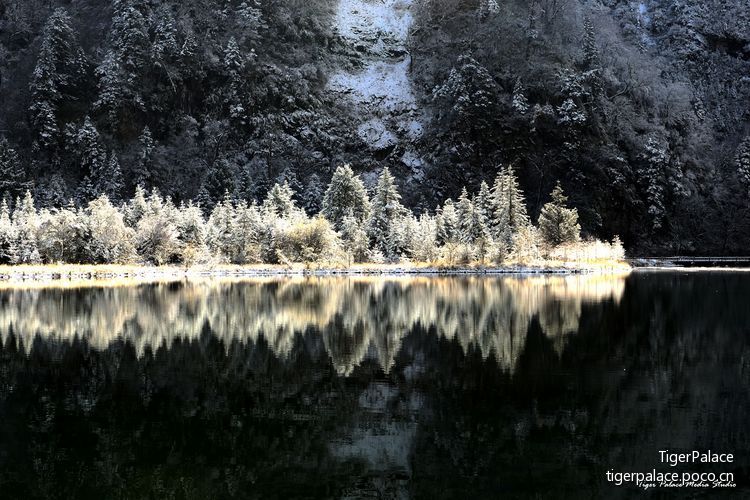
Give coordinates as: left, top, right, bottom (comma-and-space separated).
368, 168, 407, 260
276, 167, 303, 201
511, 78, 530, 115
641, 137, 669, 230
492, 166, 530, 247
224, 37, 246, 120
455, 187, 474, 243
29, 8, 87, 148
95, 0, 150, 129
263, 182, 299, 219
582, 16, 600, 70
75, 117, 107, 202
98, 152, 125, 201
208, 193, 237, 261
437, 199, 460, 245
175, 202, 208, 265
302, 173, 324, 215
0, 139, 30, 201
134, 126, 155, 188
538, 182, 581, 246
0, 200, 17, 264
475, 181, 495, 226
321, 165, 371, 230
11, 191, 41, 263
85, 196, 136, 263
340, 211, 370, 264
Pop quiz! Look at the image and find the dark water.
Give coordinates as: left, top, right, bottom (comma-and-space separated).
0, 272, 748, 499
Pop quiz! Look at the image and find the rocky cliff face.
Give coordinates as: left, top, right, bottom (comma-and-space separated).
328, 0, 425, 183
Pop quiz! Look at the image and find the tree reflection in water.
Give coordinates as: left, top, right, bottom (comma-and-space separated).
0, 272, 747, 499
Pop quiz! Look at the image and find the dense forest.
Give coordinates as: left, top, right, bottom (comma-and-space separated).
1, 0, 749, 254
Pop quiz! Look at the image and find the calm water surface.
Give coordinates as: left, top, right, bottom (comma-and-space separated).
0, 272, 748, 499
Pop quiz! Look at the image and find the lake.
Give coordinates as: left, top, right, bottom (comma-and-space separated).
0, 272, 747, 498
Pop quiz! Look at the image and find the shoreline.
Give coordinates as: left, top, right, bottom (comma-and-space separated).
0, 262, 632, 285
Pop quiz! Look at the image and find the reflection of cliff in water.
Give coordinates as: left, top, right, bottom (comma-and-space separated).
0, 275, 626, 374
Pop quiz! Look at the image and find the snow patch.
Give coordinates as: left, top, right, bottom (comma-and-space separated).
329, 0, 425, 155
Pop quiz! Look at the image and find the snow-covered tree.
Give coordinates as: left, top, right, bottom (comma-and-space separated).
437, 199, 460, 245
0, 139, 29, 201
340, 211, 370, 264
95, 0, 151, 131
538, 182, 581, 246
232, 201, 264, 264
432, 55, 499, 134
134, 126, 155, 188
276, 167, 303, 201
135, 191, 180, 265
640, 137, 669, 230
492, 166, 530, 247
456, 187, 474, 243
37, 204, 87, 263
207, 194, 236, 261
406, 214, 439, 262
175, 202, 209, 265
302, 173, 324, 215
29, 8, 87, 148
85, 196, 136, 263
74, 117, 107, 201
263, 182, 301, 219
582, 16, 600, 70
11, 191, 41, 263
321, 165, 371, 230
511, 78, 530, 115
0, 200, 17, 264
367, 168, 408, 260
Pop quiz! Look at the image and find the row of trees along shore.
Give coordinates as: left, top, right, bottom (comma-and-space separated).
0, 165, 623, 267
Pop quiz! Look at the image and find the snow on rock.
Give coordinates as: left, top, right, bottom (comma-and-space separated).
335, 0, 414, 44
329, 0, 425, 163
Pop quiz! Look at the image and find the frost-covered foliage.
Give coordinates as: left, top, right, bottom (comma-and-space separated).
0, 166, 620, 267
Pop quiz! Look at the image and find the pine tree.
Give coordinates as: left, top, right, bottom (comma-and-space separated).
437, 199, 460, 245
11, 191, 41, 264
340, 211, 370, 264
98, 152, 125, 201
641, 137, 669, 230
95, 0, 149, 129
538, 182, 581, 246
224, 37, 246, 120
367, 168, 408, 260
0, 139, 30, 201
75, 117, 107, 202
321, 165, 371, 230
583, 16, 600, 70
276, 167, 303, 201
232, 201, 264, 263
134, 126, 155, 188
475, 181, 495, 227
511, 78, 530, 115
263, 182, 299, 219
456, 187, 474, 243
0, 199, 17, 264
302, 173, 324, 215
492, 166, 530, 247
175, 202, 208, 266
208, 193, 236, 261
85, 195, 136, 264
735, 136, 750, 196
29, 8, 87, 148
